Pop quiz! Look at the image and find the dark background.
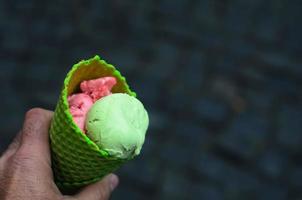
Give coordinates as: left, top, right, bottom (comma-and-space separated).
1, 0, 302, 199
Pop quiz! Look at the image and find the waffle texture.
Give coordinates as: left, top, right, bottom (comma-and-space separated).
49, 55, 136, 189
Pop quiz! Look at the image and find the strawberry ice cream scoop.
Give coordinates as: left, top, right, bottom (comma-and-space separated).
68, 94, 93, 131
68, 77, 117, 132
80, 77, 117, 102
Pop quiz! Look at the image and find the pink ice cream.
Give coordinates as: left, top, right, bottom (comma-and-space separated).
80, 77, 117, 102
68, 77, 117, 132
68, 94, 93, 131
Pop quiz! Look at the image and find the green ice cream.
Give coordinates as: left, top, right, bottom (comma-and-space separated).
85, 93, 149, 159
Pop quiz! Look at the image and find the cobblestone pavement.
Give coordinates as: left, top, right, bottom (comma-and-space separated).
1, 1, 302, 199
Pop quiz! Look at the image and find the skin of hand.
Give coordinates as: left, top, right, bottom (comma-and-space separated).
0, 108, 119, 200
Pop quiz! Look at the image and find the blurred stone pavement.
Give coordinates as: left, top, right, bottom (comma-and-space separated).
0, 0, 302, 199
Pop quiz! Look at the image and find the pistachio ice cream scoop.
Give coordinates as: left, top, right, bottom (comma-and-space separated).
85, 93, 149, 159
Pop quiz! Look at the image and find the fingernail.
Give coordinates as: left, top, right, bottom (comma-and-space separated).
109, 174, 119, 191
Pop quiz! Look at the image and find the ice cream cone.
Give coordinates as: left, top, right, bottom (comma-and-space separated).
49, 55, 136, 189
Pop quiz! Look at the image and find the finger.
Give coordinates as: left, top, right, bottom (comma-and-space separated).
74, 174, 119, 200
15, 108, 54, 179
19, 108, 53, 160
1, 131, 22, 159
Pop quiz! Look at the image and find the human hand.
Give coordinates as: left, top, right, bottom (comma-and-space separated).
0, 108, 118, 200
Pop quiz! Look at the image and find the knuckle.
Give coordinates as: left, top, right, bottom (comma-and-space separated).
23, 109, 45, 139
25, 108, 44, 119
22, 120, 39, 138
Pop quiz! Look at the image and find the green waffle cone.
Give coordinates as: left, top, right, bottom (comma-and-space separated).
49, 55, 136, 189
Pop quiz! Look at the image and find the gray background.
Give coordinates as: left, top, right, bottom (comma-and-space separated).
0, 0, 302, 199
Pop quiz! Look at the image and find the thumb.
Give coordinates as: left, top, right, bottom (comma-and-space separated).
74, 174, 119, 200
